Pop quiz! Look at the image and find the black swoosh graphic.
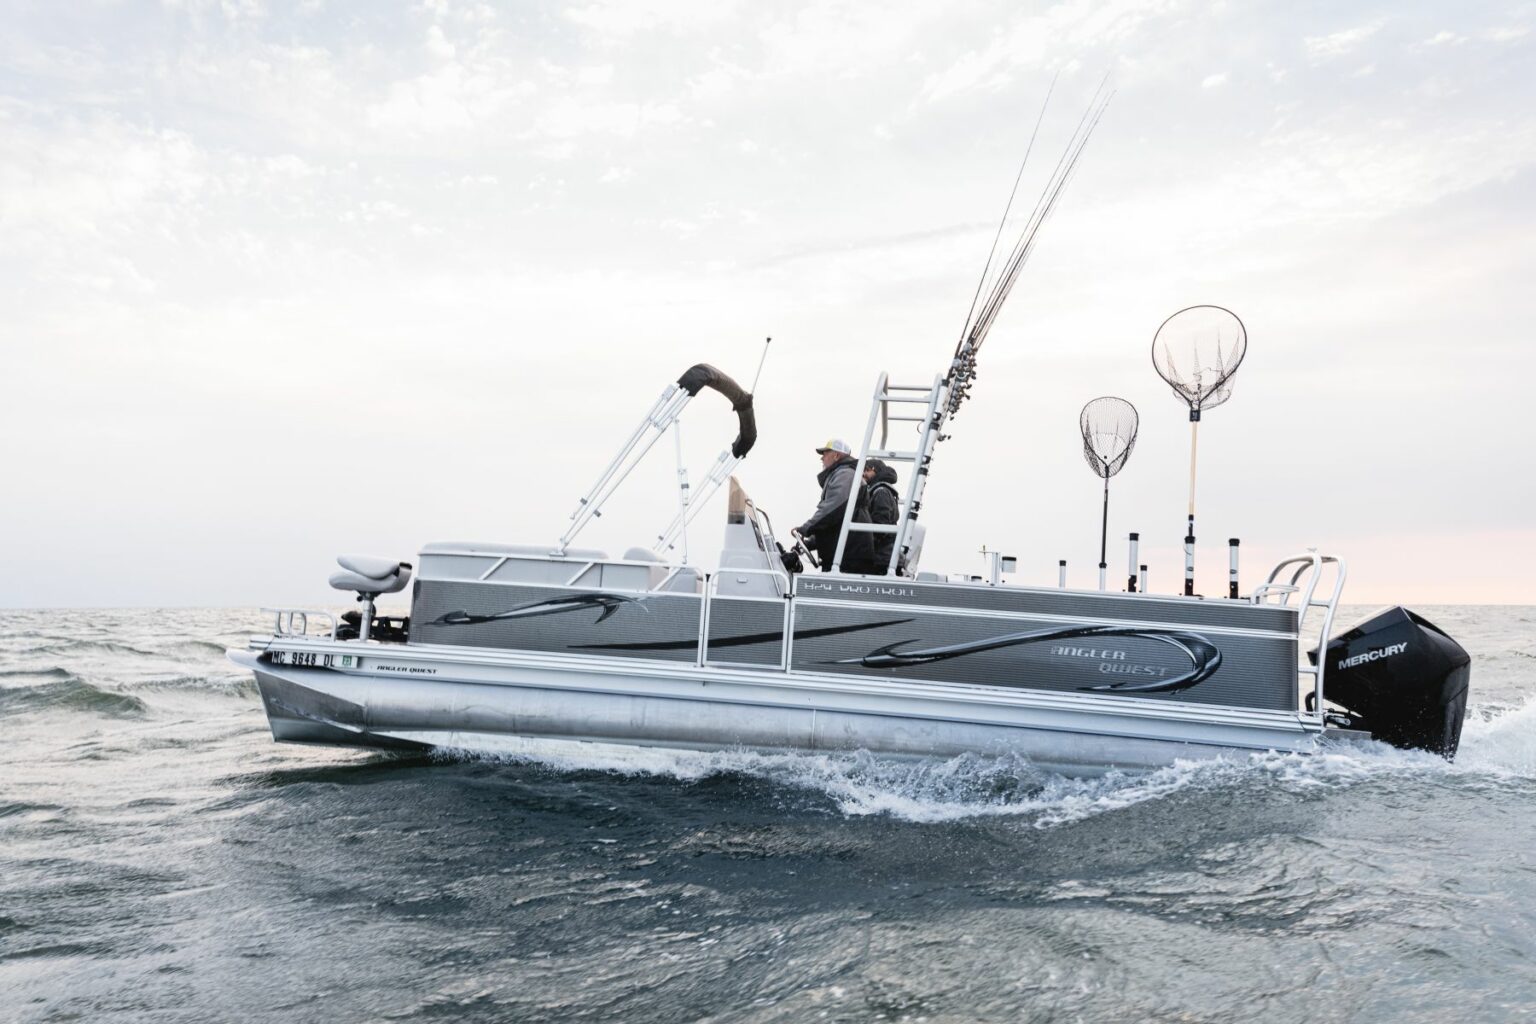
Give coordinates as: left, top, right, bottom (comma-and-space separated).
431, 593, 643, 627
832, 624, 1222, 694
573, 618, 914, 653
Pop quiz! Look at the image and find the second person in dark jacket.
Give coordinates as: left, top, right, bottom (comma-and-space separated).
863, 458, 900, 574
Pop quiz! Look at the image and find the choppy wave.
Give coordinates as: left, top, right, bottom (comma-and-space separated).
168, 640, 236, 658
26, 640, 158, 658
434, 699, 1536, 825
118, 674, 258, 698
0, 674, 148, 717
0, 666, 75, 680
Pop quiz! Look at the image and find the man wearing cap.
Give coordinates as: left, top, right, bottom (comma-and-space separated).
792, 439, 877, 574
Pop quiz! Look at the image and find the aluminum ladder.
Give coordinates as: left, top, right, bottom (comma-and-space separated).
830, 372, 947, 575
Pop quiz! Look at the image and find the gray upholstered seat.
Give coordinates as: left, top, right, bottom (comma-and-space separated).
329, 555, 412, 595
338, 554, 407, 580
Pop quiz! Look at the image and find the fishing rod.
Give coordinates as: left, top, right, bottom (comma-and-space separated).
944, 77, 1115, 422
830, 79, 1113, 576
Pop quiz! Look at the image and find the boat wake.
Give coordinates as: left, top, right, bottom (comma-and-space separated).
1456, 697, 1536, 778
434, 698, 1536, 825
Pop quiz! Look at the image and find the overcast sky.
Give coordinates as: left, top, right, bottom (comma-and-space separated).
3, 0, 1533, 608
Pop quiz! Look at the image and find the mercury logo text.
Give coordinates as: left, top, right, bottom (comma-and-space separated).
1338, 642, 1407, 671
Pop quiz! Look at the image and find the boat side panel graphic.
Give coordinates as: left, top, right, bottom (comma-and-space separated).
791, 604, 1295, 711
408, 579, 1297, 712
833, 624, 1222, 695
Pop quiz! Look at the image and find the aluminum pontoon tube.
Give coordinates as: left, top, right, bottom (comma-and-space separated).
233, 651, 1324, 777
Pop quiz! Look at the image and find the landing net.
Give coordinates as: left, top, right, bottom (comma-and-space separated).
1079, 396, 1138, 480
1152, 305, 1247, 417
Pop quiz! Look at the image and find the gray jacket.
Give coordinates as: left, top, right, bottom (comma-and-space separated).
799, 459, 857, 536
797, 456, 876, 572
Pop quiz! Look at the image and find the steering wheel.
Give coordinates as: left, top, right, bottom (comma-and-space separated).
791, 532, 821, 570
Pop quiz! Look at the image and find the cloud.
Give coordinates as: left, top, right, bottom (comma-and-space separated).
566, 0, 739, 37
1419, 30, 1466, 47
1201, 72, 1226, 88
1304, 19, 1385, 59
0, 113, 207, 236
916, 0, 1179, 106
528, 98, 683, 140
1485, 25, 1530, 43
367, 61, 534, 135
426, 25, 456, 60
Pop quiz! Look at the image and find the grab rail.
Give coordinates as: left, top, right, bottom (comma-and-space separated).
1251, 551, 1347, 723
701, 568, 794, 670
262, 607, 338, 640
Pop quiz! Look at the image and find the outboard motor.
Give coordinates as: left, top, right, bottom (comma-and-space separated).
1311, 606, 1471, 759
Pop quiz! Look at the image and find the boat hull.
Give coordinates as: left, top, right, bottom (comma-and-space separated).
230, 645, 1321, 777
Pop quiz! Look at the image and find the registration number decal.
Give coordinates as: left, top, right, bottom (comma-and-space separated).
269, 650, 358, 669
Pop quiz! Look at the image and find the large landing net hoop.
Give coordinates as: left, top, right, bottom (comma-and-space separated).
1079, 396, 1139, 590
1152, 304, 1247, 595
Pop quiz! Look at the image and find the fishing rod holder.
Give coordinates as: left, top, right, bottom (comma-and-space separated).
1184, 524, 1196, 597
981, 548, 1016, 586
1229, 538, 1240, 599
1127, 532, 1139, 592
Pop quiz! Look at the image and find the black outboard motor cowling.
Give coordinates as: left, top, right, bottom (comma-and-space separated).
1311, 606, 1471, 759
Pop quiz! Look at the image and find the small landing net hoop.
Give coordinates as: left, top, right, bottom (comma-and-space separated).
1152, 304, 1246, 596
1079, 396, 1139, 590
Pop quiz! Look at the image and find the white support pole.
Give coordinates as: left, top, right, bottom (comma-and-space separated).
1058, 559, 1067, 589
1127, 532, 1140, 593
557, 385, 692, 553
673, 420, 690, 565
657, 451, 739, 554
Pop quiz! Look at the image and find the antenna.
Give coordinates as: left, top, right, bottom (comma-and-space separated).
748, 336, 772, 396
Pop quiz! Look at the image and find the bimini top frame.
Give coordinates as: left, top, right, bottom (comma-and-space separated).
554, 363, 757, 557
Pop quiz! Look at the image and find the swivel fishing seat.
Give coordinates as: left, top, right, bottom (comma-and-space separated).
328, 555, 412, 641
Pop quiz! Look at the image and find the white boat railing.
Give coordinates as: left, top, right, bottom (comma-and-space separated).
702, 569, 793, 671
1251, 552, 1347, 723
262, 607, 338, 640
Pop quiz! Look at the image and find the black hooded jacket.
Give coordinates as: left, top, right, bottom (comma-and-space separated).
866, 461, 900, 571
797, 456, 877, 574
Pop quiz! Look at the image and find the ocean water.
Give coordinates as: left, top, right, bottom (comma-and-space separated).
2, 605, 1534, 1023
